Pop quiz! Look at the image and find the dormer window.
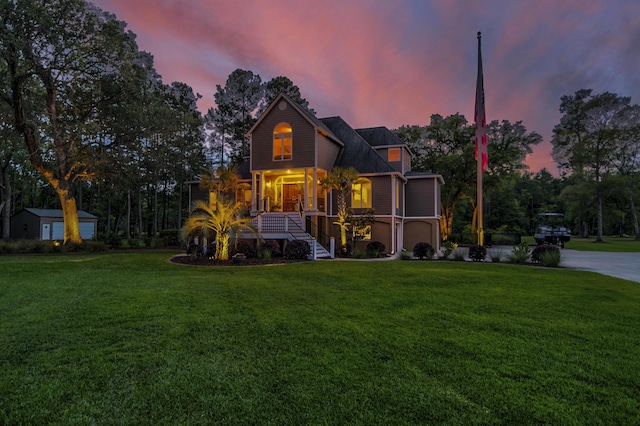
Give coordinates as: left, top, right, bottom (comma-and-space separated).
388, 147, 400, 162
273, 122, 292, 161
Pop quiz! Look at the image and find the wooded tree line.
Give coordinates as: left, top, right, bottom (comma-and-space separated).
1, 0, 638, 243
395, 88, 640, 242
0, 0, 205, 242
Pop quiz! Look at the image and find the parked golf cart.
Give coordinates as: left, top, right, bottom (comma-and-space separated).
534, 213, 571, 248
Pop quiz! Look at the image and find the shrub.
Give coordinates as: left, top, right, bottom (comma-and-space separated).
232, 240, 258, 258
490, 249, 503, 263
128, 238, 141, 249
10, 239, 48, 254
284, 240, 310, 260
506, 242, 531, 264
452, 249, 465, 261
352, 248, 367, 259
531, 245, 561, 266
105, 234, 122, 249
442, 241, 458, 259
540, 249, 562, 267
339, 243, 352, 258
468, 244, 487, 262
412, 242, 434, 260
159, 229, 180, 247
366, 241, 386, 258
61, 242, 86, 253
143, 235, 154, 247
260, 247, 272, 260
0, 240, 12, 255
80, 240, 109, 252
261, 239, 282, 257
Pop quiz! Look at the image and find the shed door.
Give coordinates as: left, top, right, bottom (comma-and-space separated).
41, 223, 51, 240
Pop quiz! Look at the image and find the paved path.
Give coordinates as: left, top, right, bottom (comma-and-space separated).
558, 249, 640, 283
357, 247, 640, 283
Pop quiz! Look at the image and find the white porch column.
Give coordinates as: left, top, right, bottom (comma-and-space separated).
312, 168, 318, 212
391, 176, 397, 253
251, 172, 258, 214
304, 168, 309, 212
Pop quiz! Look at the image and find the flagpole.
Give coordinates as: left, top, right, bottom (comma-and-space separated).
475, 31, 485, 246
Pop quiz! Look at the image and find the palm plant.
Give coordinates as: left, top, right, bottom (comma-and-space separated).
320, 167, 361, 247
199, 164, 239, 201
181, 199, 254, 261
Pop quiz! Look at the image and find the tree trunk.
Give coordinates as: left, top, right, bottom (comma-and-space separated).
53, 178, 82, 244
153, 185, 159, 237
178, 180, 184, 228
595, 193, 604, 242
137, 190, 143, 238
1, 161, 11, 240
216, 233, 230, 260
77, 183, 83, 211
106, 198, 112, 236
627, 184, 640, 240
440, 201, 456, 241
126, 190, 132, 239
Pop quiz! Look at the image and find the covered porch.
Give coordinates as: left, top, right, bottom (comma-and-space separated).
250, 168, 328, 215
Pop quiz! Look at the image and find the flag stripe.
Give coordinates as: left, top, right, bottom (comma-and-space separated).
475, 32, 488, 172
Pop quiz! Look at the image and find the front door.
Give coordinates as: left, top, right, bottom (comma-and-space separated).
282, 184, 303, 212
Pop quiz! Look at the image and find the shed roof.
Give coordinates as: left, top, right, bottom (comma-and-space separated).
18, 208, 98, 219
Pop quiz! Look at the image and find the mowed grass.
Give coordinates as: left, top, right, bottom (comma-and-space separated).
1, 252, 639, 425
522, 235, 640, 252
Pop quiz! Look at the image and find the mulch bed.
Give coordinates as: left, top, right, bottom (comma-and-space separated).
170, 254, 308, 267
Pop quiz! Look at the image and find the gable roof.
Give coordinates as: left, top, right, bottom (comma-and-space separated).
18, 208, 98, 219
247, 93, 342, 146
320, 117, 396, 174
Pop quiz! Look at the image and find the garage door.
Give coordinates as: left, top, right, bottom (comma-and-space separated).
51, 222, 96, 240
52, 222, 64, 240
80, 222, 95, 239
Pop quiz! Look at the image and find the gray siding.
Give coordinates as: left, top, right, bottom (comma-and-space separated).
189, 183, 209, 206
316, 132, 341, 170
251, 99, 316, 171
10, 211, 40, 239
10, 209, 97, 240
405, 177, 437, 217
370, 175, 392, 215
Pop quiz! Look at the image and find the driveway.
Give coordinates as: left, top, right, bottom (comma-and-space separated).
558, 249, 640, 283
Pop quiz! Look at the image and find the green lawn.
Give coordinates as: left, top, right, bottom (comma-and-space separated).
521, 235, 640, 252
1, 251, 639, 425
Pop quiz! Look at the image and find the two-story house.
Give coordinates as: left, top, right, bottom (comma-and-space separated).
189, 93, 443, 257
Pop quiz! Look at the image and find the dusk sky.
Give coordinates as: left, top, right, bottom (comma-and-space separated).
92, 0, 640, 174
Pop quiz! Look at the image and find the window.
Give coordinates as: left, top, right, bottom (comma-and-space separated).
353, 225, 372, 240
395, 179, 400, 209
388, 147, 400, 162
351, 179, 372, 208
273, 122, 292, 161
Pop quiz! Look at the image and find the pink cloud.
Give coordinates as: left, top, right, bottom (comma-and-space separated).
91, 0, 640, 175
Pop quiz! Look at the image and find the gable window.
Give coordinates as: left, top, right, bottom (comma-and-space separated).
388, 147, 400, 162
273, 122, 292, 161
351, 179, 372, 208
